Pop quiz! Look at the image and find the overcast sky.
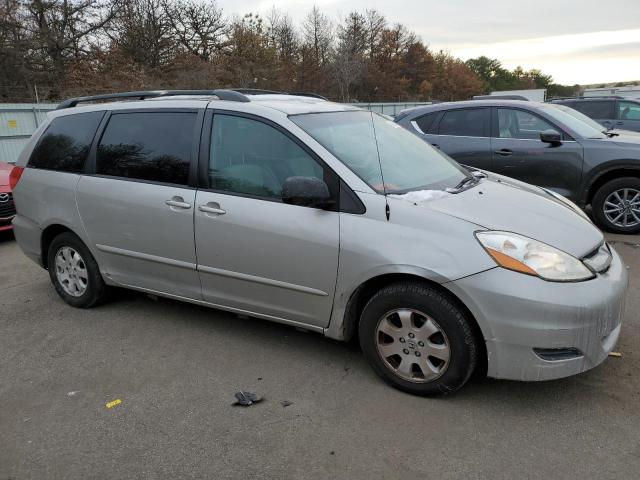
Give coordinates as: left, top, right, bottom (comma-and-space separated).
217, 0, 640, 85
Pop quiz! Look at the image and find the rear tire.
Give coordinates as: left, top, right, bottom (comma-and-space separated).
592, 177, 640, 234
47, 232, 109, 308
359, 282, 479, 396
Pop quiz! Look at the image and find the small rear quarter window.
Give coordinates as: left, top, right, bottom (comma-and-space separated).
28, 111, 104, 172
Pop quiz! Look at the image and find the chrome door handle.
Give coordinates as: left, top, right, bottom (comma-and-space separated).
199, 204, 226, 215
165, 198, 192, 209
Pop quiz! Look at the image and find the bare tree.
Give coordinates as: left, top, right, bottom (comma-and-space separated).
24, 0, 121, 77
109, 0, 173, 68
162, 0, 227, 60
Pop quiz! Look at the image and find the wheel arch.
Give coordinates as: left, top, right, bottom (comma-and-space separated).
584, 164, 640, 205
330, 272, 488, 376
41, 223, 78, 269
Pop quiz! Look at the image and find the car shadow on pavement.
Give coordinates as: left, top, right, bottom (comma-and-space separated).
104, 287, 619, 407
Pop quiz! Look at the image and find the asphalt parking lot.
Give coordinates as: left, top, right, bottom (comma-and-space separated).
1, 231, 639, 479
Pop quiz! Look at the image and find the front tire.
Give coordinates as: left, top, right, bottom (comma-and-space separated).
47, 232, 109, 308
592, 177, 640, 234
359, 282, 479, 396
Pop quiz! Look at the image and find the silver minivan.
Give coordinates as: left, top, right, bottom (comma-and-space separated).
10, 90, 628, 395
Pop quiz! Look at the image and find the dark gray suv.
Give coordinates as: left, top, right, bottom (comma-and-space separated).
395, 100, 640, 234
550, 97, 640, 132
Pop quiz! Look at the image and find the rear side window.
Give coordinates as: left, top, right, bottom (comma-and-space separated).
96, 112, 196, 185
28, 111, 104, 172
414, 112, 439, 134
437, 108, 489, 137
570, 101, 615, 119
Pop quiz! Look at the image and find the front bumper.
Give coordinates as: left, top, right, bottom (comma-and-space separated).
445, 247, 628, 381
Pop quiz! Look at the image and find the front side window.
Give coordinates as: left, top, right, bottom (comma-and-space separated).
96, 112, 196, 185
497, 109, 556, 140
619, 101, 640, 120
209, 114, 325, 199
438, 108, 488, 137
29, 111, 104, 172
291, 111, 468, 194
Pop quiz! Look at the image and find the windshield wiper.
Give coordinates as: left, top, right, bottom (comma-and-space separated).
446, 175, 479, 193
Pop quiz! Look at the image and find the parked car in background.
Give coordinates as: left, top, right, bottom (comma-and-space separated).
10, 90, 627, 396
0, 161, 17, 232
549, 97, 640, 132
395, 99, 640, 234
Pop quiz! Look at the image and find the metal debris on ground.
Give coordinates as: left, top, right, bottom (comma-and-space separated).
232, 391, 263, 407
281, 400, 293, 407
609, 352, 623, 357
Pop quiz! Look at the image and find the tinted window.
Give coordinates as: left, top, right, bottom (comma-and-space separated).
437, 108, 488, 137
570, 100, 615, 119
498, 109, 556, 139
619, 101, 640, 120
210, 115, 324, 199
29, 111, 104, 172
415, 112, 439, 133
97, 112, 196, 185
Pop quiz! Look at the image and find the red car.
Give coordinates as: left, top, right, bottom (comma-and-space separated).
0, 161, 17, 232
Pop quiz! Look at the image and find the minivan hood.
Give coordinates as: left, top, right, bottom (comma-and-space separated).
424, 176, 603, 258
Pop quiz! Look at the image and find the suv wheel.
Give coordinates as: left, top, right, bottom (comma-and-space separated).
592, 177, 640, 234
359, 282, 479, 396
47, 232, 109, 308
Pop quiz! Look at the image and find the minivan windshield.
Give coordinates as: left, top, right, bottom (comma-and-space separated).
540, 104, 607, 139
291, 111, 469, 194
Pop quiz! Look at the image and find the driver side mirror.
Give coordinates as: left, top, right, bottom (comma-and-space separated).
540, 129, 562, 145
282, 176, 333, 209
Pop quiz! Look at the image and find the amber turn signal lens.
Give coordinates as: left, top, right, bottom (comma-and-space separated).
486, 248, 538, 276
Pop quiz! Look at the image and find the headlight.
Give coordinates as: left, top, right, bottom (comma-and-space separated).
543, 189, 592, 223
476, 231, 595, 282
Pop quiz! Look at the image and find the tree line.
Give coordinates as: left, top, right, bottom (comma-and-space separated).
0, 0, 578, 103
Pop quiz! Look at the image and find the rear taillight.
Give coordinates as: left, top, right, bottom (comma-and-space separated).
9, 166, 24, 190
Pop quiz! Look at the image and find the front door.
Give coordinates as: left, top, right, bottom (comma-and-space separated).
77, 110, 202, 299
490, 107, 584, 200
194, 112, 340, 328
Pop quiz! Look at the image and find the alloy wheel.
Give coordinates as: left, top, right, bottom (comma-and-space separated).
375, 308, 450, 383
55, 246, 89, 297
603, 188, 640, 228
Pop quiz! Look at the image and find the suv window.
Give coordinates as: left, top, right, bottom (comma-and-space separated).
437, 108, 488, 137
414, 112, 439, 134
618, 101, 640, 120
569, 100, 615, 119
209, 114, 325, 199
497, 108, 556, 140
96, 112, 196, 185
28, 111, 104, 172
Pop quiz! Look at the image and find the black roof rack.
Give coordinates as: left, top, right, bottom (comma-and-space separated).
472, 94, 530, 101
56, 89, 250, 109
548, 95, 626, 102
232, 89, 328, 101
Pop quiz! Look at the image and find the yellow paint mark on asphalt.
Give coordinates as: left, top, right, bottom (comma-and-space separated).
105, 399, 122, 409
8, 120, 17, 128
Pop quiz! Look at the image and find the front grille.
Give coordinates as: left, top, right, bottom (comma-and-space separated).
0, 192, 16, 219
582, 243, 612, 273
